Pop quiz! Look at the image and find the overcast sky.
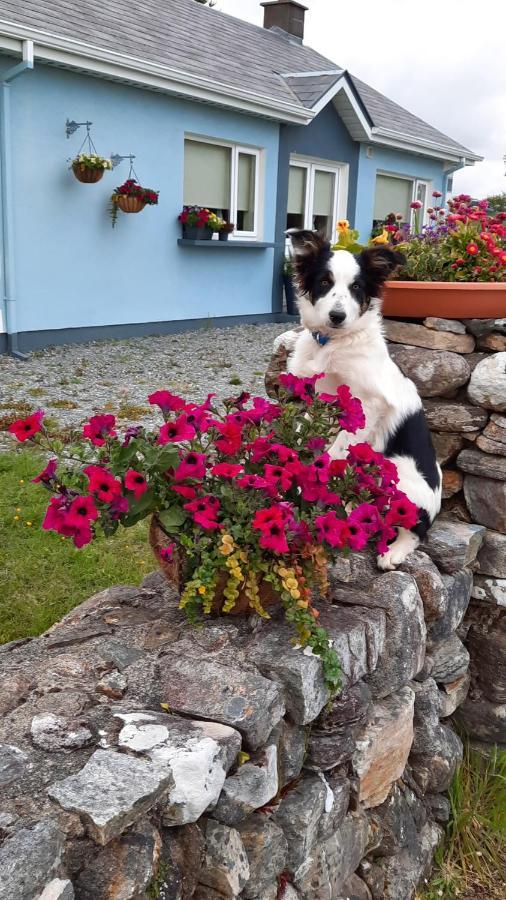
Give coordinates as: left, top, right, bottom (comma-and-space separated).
217, 0, 505, 198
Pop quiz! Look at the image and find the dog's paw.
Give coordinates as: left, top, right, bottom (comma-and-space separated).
273, 329, 300, 353
377, 531, 419, 571
376, 551, 398, 571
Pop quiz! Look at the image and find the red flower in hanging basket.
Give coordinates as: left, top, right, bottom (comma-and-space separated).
110, 179, 159, 226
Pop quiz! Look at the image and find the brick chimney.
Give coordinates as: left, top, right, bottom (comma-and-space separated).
261, 1, 308, 42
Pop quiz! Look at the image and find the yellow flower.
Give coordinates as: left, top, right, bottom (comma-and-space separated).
198, 586, 206, 595
26, 521, 32, 527
290, 589, 301, 600
13, 515, 19, 521
285, 577, 298, 590
337, 219, 350, 233
372, 229, 389, 245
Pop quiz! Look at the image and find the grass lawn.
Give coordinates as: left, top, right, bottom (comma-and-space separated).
0, 448, 152, 644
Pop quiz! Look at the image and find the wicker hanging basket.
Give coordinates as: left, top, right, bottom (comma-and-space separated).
116, 195, 146, 214
72, 163, 104, 184
149, 515, 280, 617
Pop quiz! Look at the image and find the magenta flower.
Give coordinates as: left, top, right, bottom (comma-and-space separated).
174, 452, 207, 481
83, 414, 116, 446
148, 390, 186, 413
315, 511, 350, 548
32, 458, 57, 484
124, 469, 148, 499
158, 415, 196, 444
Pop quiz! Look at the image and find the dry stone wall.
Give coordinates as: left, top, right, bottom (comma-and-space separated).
0, 521, 482, 900
384, 314, 506, 745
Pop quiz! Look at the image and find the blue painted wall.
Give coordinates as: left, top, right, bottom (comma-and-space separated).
272, 102, 360, 311
5, 60, 280, 336
354, 144, 446, 242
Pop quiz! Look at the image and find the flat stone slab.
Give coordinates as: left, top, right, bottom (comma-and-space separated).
424, 519, 485, 574
48, 749, 173, 844
0, 819, 64, 900
410, 679, 463, 794
388, 345, 470, 397
274, 773, 327, 874
476, 529, 506, 577
423, 399, 488, 433
238, 814, 288, 900
432, 433, 464, 465
472, 575, 506, 606
199, 820, 250, 898
38, 880, 74, 900
74, 821, 160, 900
318, 604, 386, 687
30, 714, 93, 752
457, 446, 506, 481
384, 320, 475, 353
454, 694, 506, 743
115, 711, 241, 826
160, 654, 284, 750
352, 686, 414, 809
427, 633, 470, 684
464, 475, 506, 533
213, 744, 278, 826
467, 352, 506, 412
424, 316, 466, 334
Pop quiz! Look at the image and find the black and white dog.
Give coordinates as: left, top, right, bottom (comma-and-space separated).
275, 229, 441, 570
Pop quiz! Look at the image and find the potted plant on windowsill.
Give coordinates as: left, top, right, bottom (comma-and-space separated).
219, 221, 235, 242
283, 258, 297, 315
71, 153, 112, 183
178, 206, 216, 240
382, 194, 506, 318
110, 179, 159, 227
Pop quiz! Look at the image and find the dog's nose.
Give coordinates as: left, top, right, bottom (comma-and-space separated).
329, 309, 346, 327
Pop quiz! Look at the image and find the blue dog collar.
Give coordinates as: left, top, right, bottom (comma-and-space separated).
311, 331, 330, 346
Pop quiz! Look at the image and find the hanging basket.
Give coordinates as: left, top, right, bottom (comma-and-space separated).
149, 515, 280, 617
116, 195, 146, 214
72, 163, 104, 184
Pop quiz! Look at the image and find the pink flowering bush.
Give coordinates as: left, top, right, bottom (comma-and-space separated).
10, 377, 419, 691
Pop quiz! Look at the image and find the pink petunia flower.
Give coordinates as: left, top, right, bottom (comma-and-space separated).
124, 469, 148, 499
158, 415, 196, 444
8, 410, 44, 442
83, 414, 116, 446
174, 452, 207, 481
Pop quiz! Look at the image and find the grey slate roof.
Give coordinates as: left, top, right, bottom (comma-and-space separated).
0, 0, 478, 159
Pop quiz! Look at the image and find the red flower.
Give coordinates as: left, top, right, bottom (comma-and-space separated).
68, 495, 99, 522
315, 511, 350, 548
346, 521, 369, 550
347, 503, 381, 535
244, 397, 282, 424
171, 484, 197, 500
252, 506, 290, 554
385, 494, 419, 529
410, 201, 422, 210
184, 496, 220, 530
432, 190, 442, 198
329, 459, 347, 477
124, 469, 148, 499
158, 416, 196, 444
174, 452, 207, 481
32, 458, 57, 484
466, 243, 479, 256
83, 414, 116, 446
148, 390, 186, 413
211, 463, 244, 478
213, 421, 243, 456
160, 543, 176, 560
236, 474, 270, 490
264, 464, 294, 492
8, 410, 44, 442
84, 465, 123, 503
278, 373, 324, 405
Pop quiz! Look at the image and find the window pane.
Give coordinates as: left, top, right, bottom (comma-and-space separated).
237, 152, 256, 232
374, 174, 412, 222
288, 165, 307, 215
184, 139, 231, 209
312, 170, 335, 237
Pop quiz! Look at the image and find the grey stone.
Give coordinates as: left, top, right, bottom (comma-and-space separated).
427, 633, 470, 683
0, 672, 33, 715
74, 821, 161, 900
472, 575, 506, 606
48, 749, 173, 844
368, 785, 420, 858
353, 687, 415, 809
95, 670, 128, 699
467, 613, 506, 703
295, 813, 369, 897
162, 822, 206, 900
160, 654, 285, 749
423, 399, 488, 433
238, 815, 288, 900
316, 604, 386, 688
318, 773, 351, 840
247, 625, 329, 724
379, 821, 443, 900
438, 673, 471, 717
400, 551, 447, 620
273, 719, 306, 787
30, 715, 94, 752
38, 880, 74, 900
358, 860, 386, 900
307, 681, 372, 770
476, 434, 506, 456
424, 316, 466, 334
274, 774, 327, 874
336, 874, 372, 900
454, 694, 506, 743
388, 345, 470, 397
464, 475, 506, 533
212, 745, 278, 825
476, 529, 506, 577
457, 446, 506, 481
384, 320, 475, 352
0, 744, 29, 787
96, 639, 145, 671
424, 794, 451, 824
0, 819, 64, 900
431, 432, 465, 466
424, 518, 485, 573
464, 318, 502, 337
115, 711, 241, 826
410, 679, 463, 794
428, 569, 473, 640
467, 352, 506, 411
328, 550, 379, 587
199, 820, 250, 898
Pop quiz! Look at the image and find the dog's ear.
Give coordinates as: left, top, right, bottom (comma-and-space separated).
357, 246, 405, 296
286, 229, 330, 258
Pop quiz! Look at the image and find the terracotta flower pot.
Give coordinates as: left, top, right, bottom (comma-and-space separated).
116, 194, 146, 214
72, 163, 104, 184
382, 281, 506, 319
149, 515, 279, 617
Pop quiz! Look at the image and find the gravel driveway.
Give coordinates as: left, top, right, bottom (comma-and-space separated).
0, 324, 288, 447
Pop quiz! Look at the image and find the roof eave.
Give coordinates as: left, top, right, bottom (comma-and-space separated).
370, 128, 483, 165
0, 22, 315, 125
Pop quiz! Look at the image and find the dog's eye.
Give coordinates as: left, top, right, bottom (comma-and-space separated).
320, 279, 330, 288
350, 282, 361, 294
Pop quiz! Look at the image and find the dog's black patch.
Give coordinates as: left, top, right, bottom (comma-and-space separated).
287, 229, 333, 304
356, 246, 405, 301
412, 508, 432, 540
384, 408, 441, 491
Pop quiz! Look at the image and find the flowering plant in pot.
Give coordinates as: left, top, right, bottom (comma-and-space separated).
71, 153, 112, 184
10, 379, 419, 693
178, 206, 218, 240
110, 179, 159, 227
219, 221, 235, 242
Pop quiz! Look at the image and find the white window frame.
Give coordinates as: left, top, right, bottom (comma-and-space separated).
184, 133, 263, 240
375, 170, 433, 227
288, 154, 349, 238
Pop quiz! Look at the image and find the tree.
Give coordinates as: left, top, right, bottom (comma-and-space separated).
194, 0, 217, 7
487, 192, 506, 213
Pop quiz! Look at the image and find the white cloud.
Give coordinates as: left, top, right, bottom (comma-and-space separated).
216, 0, 506, 198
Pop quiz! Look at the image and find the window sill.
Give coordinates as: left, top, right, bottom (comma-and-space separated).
177, 239, 276, 249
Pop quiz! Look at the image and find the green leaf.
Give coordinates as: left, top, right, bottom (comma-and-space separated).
157, 506, 187, 533
122, 488, 157, 527
152, 446, 179, 473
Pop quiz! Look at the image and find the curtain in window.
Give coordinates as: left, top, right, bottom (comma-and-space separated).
183, 140, 231, 208
288, 166, 307, 215
237, 153, 256, 231
374, 174, 413, 222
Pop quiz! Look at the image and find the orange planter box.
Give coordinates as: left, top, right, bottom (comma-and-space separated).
382, 281, 506, 320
